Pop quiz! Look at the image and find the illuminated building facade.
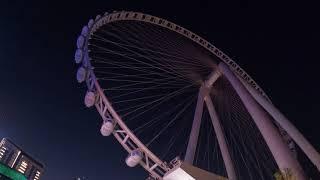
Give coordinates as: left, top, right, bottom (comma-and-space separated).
0, 138, 44, 180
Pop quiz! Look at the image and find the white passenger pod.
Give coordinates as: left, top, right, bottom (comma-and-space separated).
84, 91, 96, 107
100, 119, 114, 136
125, 149, 143, 167
76, 67, 87, 83
74, 49, 83, 64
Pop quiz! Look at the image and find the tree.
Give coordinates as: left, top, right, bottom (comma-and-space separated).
274, 168, 296, 180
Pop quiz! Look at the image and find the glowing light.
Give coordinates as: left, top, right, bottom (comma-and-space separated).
0, 162, 27, 180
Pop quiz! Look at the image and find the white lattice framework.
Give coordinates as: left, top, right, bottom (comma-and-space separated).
74, 11, 320, 179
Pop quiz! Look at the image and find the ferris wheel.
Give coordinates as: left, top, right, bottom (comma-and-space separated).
74, 11, 320, 180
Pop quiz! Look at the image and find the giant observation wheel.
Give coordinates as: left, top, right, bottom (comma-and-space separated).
74, 11, 320, 180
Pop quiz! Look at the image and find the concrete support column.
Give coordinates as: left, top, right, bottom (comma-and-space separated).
185, 70, 222, 164
238, 75, 320, 172
185, 87, 205, 164
219, 62, 305, 180
205, 96, 237, 180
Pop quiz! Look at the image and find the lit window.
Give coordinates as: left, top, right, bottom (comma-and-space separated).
17, 169, 24, 174
20, 161, 28, 168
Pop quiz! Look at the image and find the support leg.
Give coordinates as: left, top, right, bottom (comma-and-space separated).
219, 62, 305, 180
238, 75, 320, 172
205, 96, 237, 180
185, 87, 205, 164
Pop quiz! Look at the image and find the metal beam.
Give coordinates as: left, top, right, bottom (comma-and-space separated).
218, 62, 306, 179
205, 96, 237, 180
185, 86, 205, 164
238, 75, 320, 172
185, 70, 222, 164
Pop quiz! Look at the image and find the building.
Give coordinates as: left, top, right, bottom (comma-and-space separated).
0, 138, 44, 180
0, 162, 27, 180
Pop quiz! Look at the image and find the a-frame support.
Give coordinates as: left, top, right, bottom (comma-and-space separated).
218, 62, 305, 179
185, 70, 237, 180
237, 72, 320, 172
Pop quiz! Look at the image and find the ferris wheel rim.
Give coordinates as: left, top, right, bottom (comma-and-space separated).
88, 11, 270, 101
80, 10, 284, 179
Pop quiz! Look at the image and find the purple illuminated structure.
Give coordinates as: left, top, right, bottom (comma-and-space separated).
74, 11, 320, 179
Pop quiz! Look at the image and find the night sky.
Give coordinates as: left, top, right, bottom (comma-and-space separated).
0, 0, 319, 179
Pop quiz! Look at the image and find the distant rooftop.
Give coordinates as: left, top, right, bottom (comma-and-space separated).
1, 138, 44, 169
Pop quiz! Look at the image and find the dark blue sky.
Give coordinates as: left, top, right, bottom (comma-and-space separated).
0, 0, 319, 179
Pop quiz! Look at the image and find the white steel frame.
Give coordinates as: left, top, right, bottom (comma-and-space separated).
76, 10, 320, 179
185, 71, 237, 180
